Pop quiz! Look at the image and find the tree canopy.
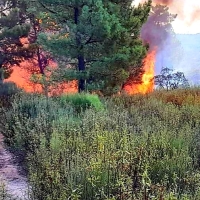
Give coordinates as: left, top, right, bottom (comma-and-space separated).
0, 0, 30, 82
0, 0, 153, 95
33, 0, 152, 95
154, 67, 189, 90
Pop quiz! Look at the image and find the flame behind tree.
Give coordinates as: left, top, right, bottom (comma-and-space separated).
2, 0, 152, 96
5, 2, 66, 95
34, 0, 151, 95
6, 60, 78, 95
5, 8, 77, 95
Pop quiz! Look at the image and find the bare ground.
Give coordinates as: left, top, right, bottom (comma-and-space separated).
0, 134, 28, 199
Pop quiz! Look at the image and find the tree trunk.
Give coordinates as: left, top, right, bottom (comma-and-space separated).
78, 55, 85, 92
37, 47, 45, 75
31, 15, 45, 75
74, 7, 86, 92
0, 67, 4, 84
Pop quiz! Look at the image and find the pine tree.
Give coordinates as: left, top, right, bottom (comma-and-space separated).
22, 0, 56, 75
0, 0, 30, 83
36, 0, 151, 94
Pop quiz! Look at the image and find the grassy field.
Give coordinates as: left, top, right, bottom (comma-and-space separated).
1, 86, 200, 200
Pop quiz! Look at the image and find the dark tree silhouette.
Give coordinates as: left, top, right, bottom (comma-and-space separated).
154, 67, 189, 90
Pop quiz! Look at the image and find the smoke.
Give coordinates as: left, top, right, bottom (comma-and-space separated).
140, 4, 176, 50
140, 3, 181, 78
134, 0, 200, 33
153, 0, 173, 5
134, 0, 200, 84
134, 0, 174, 6
134, 0, 177, 47
185, 7, 200, 27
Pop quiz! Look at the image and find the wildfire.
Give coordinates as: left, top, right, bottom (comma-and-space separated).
7, 51, 155, 96
124, 50, 156, 95
6, 61, 77, 95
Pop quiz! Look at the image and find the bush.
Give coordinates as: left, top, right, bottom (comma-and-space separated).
152, 87, 200, 106
0, 82, 20, 107
2, 88, 200, 199
1, 93, 74, 151
28, 89, 200, 199
0, 82, 19, 97
59, 93, 104, 112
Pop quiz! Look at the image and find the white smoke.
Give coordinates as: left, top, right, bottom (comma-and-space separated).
132, 0, 200, 84
132, 0, 200, 34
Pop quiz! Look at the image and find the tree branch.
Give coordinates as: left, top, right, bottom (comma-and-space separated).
38, 1, 58, 14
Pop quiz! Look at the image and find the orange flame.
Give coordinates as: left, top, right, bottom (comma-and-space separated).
124, 50, 156, 95
6, 35, 77, 96
6, 63, 42, 93
7, 51, 155, 96
6, 61, 77, 95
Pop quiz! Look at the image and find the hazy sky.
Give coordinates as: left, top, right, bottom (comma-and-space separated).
133, 0, 200, 34
132, 0, 200, 84
172, 0, 200, 34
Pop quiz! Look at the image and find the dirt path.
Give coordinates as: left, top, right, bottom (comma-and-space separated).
0, 134, 28, 199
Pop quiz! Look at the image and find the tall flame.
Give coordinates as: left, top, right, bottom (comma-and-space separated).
124, 50, 156, 95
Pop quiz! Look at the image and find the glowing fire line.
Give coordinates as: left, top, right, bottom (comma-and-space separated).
124, 50, 156, 95
6, 61, 77, 95
6, 51, 155, 96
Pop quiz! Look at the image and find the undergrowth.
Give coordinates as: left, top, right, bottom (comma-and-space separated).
0, 179, 15, 200
1, 88, 200, 199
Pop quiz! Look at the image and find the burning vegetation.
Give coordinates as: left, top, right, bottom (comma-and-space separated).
6, 62, 77, 95
2, 0, 195, 96
1, 1, 200, 200
1, 0, 152, 96
124, 50, 156, 94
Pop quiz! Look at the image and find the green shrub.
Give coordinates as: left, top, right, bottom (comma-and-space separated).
0, 82, 20, 107
0, 82, 19, 97
28, 89, 200, 200
59, 93, 104, 112
2, 88, 200, 199
1, 93, 74, 151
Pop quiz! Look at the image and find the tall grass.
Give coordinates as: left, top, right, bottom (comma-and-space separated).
1, 88, 200, 199
0, 179, 15, 200
59, 93, 104, 113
